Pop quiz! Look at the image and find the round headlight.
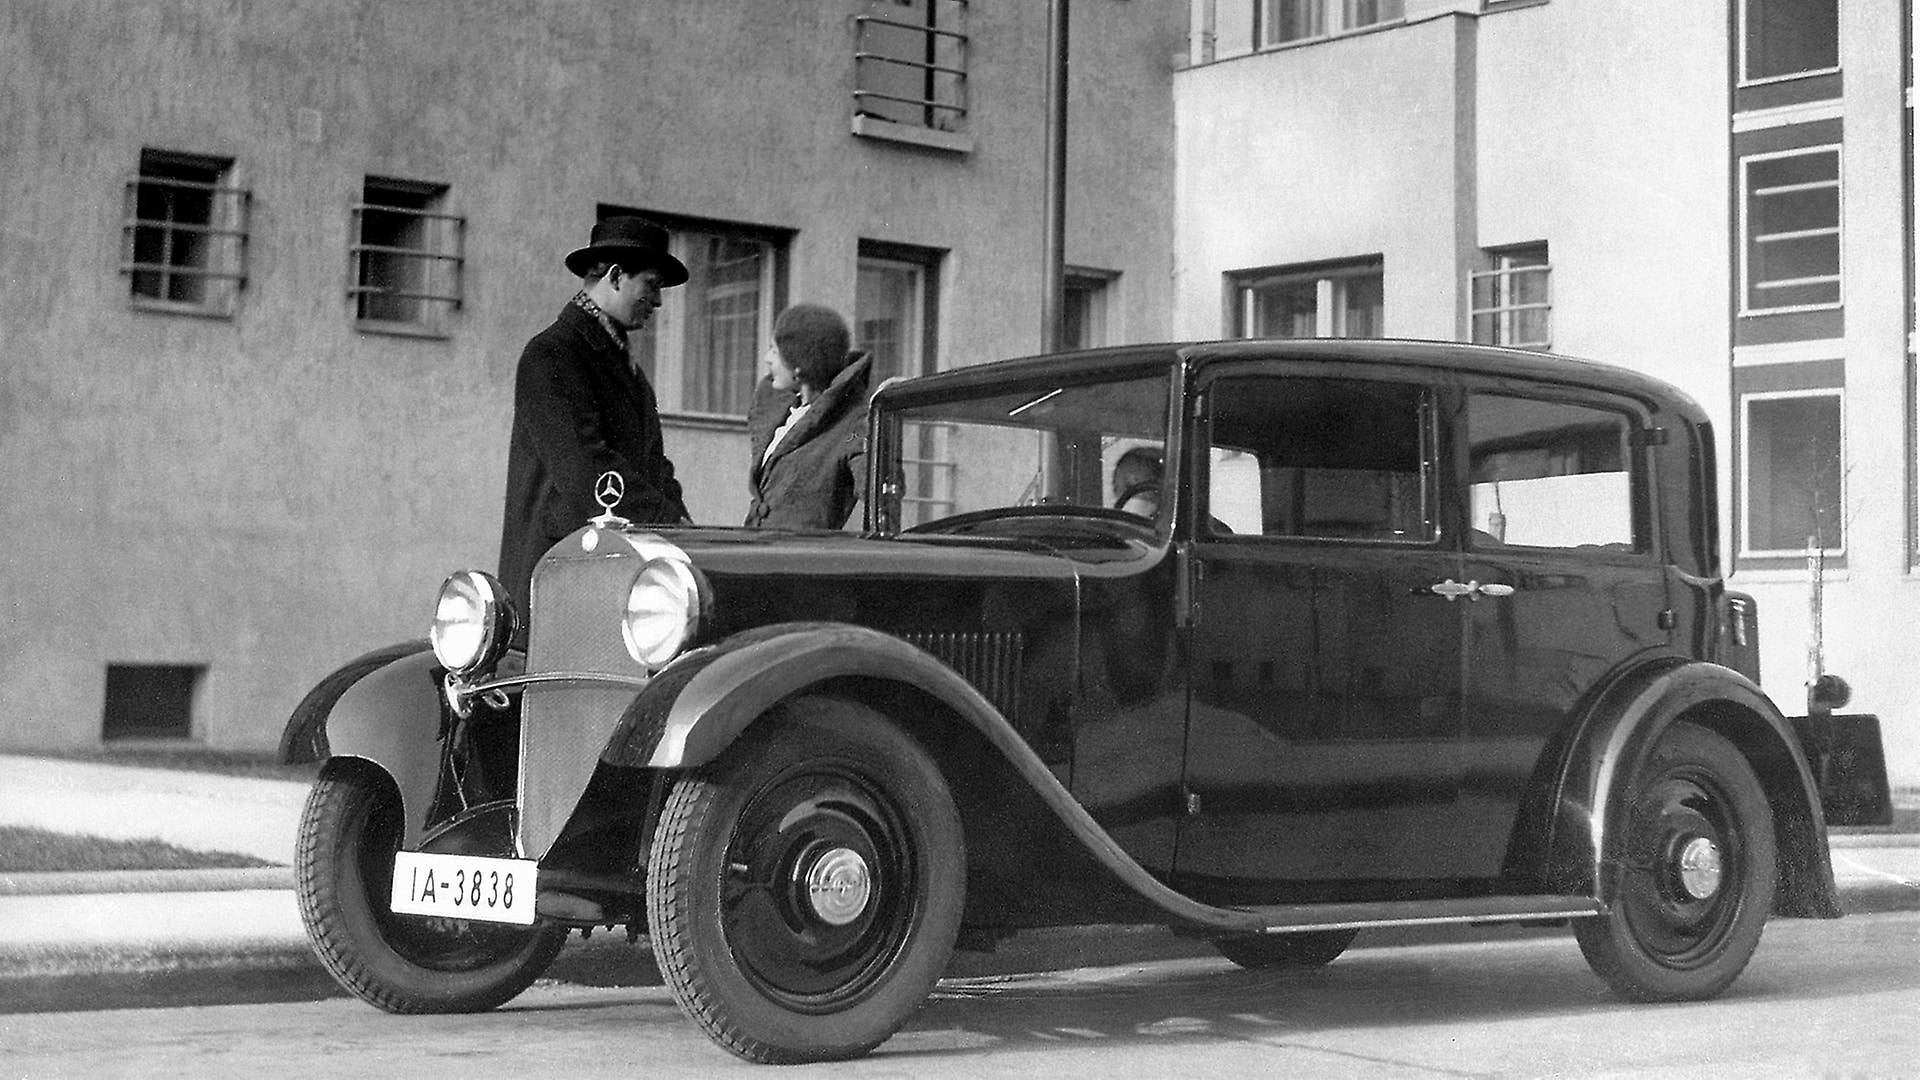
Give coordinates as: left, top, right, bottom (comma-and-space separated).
622, 558, 701, 669
430, 570, 513, 675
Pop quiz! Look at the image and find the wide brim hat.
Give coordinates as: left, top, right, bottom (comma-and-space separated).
564, 215, 689, 285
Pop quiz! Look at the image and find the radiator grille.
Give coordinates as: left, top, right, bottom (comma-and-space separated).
519, 554, 643, 859
902, 631, 1024, 717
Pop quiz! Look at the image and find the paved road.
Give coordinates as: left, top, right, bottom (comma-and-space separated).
3, 912, 1915, 1078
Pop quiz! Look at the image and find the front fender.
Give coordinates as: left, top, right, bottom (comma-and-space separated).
603, 621, 1282, 935
1547, 660, 1838, 918
323, 647, 449, 850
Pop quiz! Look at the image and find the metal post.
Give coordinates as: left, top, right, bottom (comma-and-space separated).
1041, 0, 1070, 353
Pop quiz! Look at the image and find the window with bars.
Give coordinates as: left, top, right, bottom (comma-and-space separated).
351, 179, 463, 335
1231, 258, 1383, 339
1741, 148, 1841, 313
122, 150, 248, 315
1471, 244, 1551, 349
854, 0, 967, 137
625, 214, 787, 417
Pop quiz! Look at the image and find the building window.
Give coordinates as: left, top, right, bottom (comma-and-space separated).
351, 178, 463, 335
1471, 244, 1551, 349
1063, 270, 1116, 350
1231, 258, 1383, 339
860, 243, 945, 521
854, 0, 967, 135
626, 214, 788, 417
1742, 389, 1845, 557
121, 149, 248, 315
101, 663, 204, 741
1741, 0, 1839, 84
1741, 148, 1841, 313
1264, 0, 1403, 46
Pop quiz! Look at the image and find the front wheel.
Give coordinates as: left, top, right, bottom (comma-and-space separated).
294, 760, 566, 1013
646, 696, 966, 1064
1575, 722, 1776, 1002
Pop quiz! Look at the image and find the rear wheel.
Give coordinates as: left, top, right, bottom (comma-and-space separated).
1575, 722, 1776, 1002
647, 696, 965, 1064
1213, 928, 1358, 970
295, 760, 565, 1013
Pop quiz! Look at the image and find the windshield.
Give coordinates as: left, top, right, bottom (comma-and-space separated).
878, 369, 1173, 532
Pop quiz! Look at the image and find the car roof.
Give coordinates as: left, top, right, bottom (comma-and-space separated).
874, 339, 1709, 426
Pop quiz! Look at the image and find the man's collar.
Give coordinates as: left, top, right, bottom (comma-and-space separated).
570, 290, 629, 350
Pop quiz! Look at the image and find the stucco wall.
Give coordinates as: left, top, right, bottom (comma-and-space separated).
0, 0, 1182, 750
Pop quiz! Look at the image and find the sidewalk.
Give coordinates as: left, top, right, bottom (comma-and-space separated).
1, 753, 1915, 1012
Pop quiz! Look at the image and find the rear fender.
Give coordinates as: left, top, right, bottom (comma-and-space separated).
322, 647, 451, 850
1547, 660, 1839, 918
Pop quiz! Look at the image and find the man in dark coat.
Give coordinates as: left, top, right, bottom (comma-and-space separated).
499, 216, 692, 617
744, 304, 872, 530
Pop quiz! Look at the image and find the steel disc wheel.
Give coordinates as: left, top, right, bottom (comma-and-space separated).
295, 759, 565, 1013
723, 765, 915, 1009
1575, 722, 1775, 1002
647, 696, 965, 1064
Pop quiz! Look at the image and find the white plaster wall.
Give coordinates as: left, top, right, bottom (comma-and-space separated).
1731, 0, 1919, 786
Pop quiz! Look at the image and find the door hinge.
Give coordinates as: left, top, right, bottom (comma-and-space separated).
1181, 785, 1202, 817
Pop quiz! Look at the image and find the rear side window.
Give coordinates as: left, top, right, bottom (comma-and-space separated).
1467, 393, 1639, 551
1205, 375, 1436, 543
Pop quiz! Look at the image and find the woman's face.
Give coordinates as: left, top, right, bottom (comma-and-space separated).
765, 343, 800, 393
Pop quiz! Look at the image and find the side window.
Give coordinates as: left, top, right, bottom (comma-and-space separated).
1467, 393, 1638, 551
1205, 375, 1435, 543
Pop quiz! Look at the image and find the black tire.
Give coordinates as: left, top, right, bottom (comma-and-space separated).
1575, 722, 1776, 1003
1213, 928, 1358, 970
295, 759, 566, 1013
646, 696, 966, 1064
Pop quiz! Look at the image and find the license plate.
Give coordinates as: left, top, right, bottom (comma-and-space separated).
390, 852, 537, 925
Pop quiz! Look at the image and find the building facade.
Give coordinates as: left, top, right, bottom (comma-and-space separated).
4, 0, 1915, 788
1176, 0, 1917, 785
0, 1, 1183, 749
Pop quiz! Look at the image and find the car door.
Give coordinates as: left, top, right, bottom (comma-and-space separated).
1453, 385, 1672, 878
1175, 365, 1472, 892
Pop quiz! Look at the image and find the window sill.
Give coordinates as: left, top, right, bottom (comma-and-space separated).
354, 320, 452, 341
130, 297, 235, 320
852, 115, 972, 155
660, 411, 749, 433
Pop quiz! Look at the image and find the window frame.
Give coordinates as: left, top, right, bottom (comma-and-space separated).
1738, 145, 1844, 316
1739, 386, 1848, 560
1063, 268, 1118, 350
121, 149, 249, 318
616, 209, 791, 420
1462, 389, 1649, 556
1229, 257, 1384, 339
1470, 243, 1552, 350
1195, 366, 1441, 548
1737, 0, 1841, 88
350, 177, 464, 338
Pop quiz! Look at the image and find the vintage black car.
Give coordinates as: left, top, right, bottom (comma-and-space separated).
288, 339, 1890, 1064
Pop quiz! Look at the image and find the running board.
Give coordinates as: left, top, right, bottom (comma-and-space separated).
1232, 895, 1605, 935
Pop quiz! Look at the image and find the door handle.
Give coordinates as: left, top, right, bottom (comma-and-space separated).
1424, 579, 1515, 602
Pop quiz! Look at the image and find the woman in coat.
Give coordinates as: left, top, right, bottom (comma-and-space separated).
744, 304, 874, 530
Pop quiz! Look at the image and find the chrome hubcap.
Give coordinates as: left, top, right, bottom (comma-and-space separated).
804, 847, 872, 926
1676, 835, 1724, 900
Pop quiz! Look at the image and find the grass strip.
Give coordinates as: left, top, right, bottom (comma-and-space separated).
0, 825, 276, 873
